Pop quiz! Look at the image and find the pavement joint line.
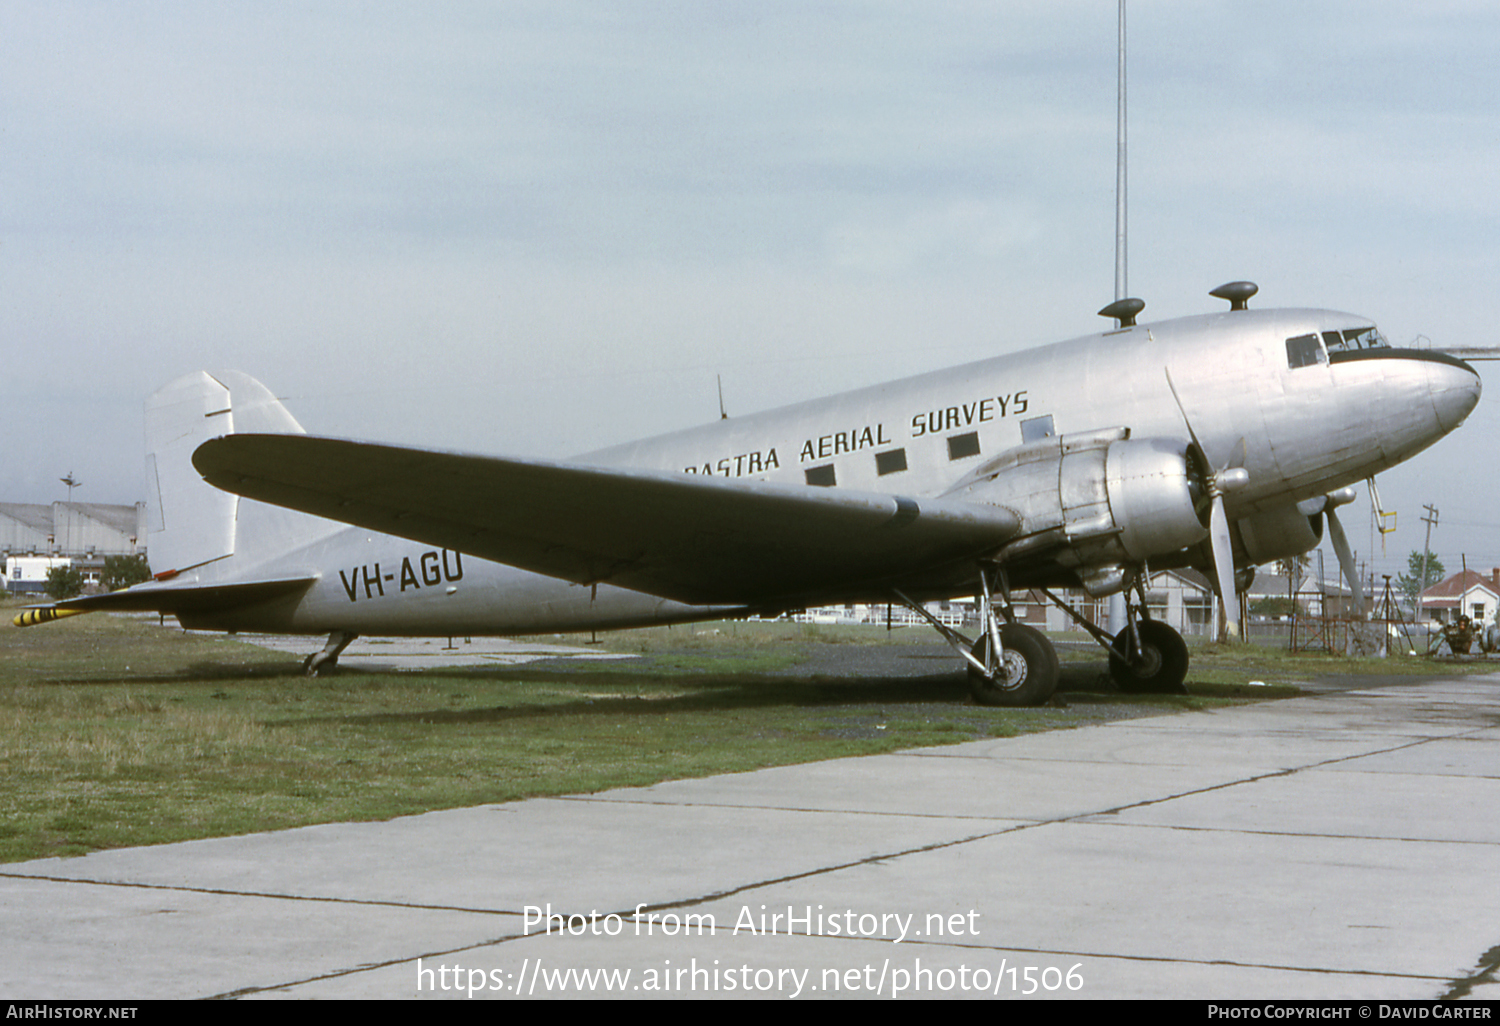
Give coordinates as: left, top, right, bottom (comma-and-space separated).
1054, 730, 1472, 823
559, 793, 1043, 822
1063, 818, 1500, 847
0, 870, 523, 917
206, 935, 535, 1000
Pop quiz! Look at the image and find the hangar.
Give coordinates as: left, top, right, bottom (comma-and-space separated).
1, 502, 146, 595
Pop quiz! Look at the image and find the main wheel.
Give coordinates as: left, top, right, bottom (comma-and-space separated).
1108, 620, 1189, 693
302, 653, 340, 677
968, 623, 1060, 706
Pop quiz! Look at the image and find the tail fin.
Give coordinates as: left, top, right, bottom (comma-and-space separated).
144, 371, 338, 578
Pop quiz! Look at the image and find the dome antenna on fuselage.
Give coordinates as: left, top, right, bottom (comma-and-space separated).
1098, 297, 1145, 328
1210, 281, 1258, 311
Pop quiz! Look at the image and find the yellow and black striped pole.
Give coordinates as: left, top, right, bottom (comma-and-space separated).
12, 607, 89, 628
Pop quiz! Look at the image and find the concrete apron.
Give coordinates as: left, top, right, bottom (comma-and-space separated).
4, 673, 1499, 1000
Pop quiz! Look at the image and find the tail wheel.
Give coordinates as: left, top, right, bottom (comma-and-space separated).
1109, 620, 1189, 693
969, 623, 1060, 706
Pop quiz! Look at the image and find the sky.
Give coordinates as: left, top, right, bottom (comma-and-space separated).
4, 1, 1498, 590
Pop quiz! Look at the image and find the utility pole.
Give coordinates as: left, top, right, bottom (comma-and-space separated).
1416, 504, 1439, 624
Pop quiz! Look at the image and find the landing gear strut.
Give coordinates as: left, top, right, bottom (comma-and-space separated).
895, 565, 1060, 707
1039, 572, 1189, 694
304, 631, 357, 677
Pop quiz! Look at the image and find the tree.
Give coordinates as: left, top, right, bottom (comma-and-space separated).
1250, 595, 1300, 619
1397, 549, 1445, 607
1274, 554, 1311, 586
44, 565, 84, 600
101, 554, 151, 591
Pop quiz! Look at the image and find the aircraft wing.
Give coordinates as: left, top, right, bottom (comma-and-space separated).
193, 435, 1021, 607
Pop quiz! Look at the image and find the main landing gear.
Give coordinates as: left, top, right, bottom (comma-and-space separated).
898, 563, 1190, 704
894, 566, 1061, 707
1039, 573, 1189, 694
304, 631, 357, 677
1107, 620, 1189, 694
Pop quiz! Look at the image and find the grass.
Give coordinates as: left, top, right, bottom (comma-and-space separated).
1, 600, 1488, 864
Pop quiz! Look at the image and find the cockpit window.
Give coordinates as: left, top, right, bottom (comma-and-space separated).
1285, 334, 1325, 369
1329, 326, 1389, 353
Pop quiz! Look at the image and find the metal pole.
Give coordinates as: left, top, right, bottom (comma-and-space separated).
1416, 504, 1438, 626
1108, 1, 1129, 637
1114, 0, 1127, 303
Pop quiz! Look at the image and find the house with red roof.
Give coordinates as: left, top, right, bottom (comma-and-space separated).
1418, 569, 1500, 626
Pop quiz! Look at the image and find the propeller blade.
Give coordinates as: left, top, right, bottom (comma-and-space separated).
1169, 366, 1247, 641
1325, 506, 1364, 613
1164, 369, 1206, 454
1209, 494, 1240, 640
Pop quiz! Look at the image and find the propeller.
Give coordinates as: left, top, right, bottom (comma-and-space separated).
1166, 370, 1250, 639
1299, 488, 1364, 613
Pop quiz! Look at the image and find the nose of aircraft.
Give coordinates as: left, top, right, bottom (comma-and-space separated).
1430, 353, 1482, 432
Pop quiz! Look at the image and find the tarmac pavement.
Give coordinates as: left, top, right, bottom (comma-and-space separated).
3, 671, 1499, 1000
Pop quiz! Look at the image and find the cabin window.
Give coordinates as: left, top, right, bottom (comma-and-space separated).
1020, 415, 1055, 443
946, 432, 981, 460
1285, 334, 1325, 369
804, 465, 836, 487
874, 448, 908, 476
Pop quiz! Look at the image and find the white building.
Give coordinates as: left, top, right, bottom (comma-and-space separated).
0, 501, 146, 595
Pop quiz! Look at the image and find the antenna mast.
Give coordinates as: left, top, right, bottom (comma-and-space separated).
1114, 0, 1128, 301
1108, 1, 1130, 635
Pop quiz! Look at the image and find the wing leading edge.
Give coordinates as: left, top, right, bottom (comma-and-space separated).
192, 434, 1021, 607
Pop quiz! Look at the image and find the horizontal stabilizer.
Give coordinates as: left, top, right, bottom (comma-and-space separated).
15, 576, 317, 626
1435, 346, 1500, 361
193, 435, 1022, 606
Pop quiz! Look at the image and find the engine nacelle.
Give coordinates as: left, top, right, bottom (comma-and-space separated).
1232, 505, 1324, 566
942, 427, 1209, 594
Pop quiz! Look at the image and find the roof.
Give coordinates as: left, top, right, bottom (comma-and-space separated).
56, 502, 139, 536
1247, 570, 1352, 598
1148, 568, 1213, 594
1419, 569, 1500, 602
0, 503, 55, 533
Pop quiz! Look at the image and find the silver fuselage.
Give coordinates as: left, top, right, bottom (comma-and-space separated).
184, 308, 1481, 635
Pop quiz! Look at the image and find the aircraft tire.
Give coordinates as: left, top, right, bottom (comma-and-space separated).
968, 623, 1060, 706
302, 654, 340, 677
1109, 621, 1189, 694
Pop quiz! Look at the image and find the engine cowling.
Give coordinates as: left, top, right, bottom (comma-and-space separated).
941, 427, 1210, 595
1231, 505, 1324, 566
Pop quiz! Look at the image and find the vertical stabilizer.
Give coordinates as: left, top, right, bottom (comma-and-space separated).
145, 373, 238, 576
144, 371, 337, 579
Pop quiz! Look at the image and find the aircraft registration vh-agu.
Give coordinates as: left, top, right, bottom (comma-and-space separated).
15, 282, 1484, 705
